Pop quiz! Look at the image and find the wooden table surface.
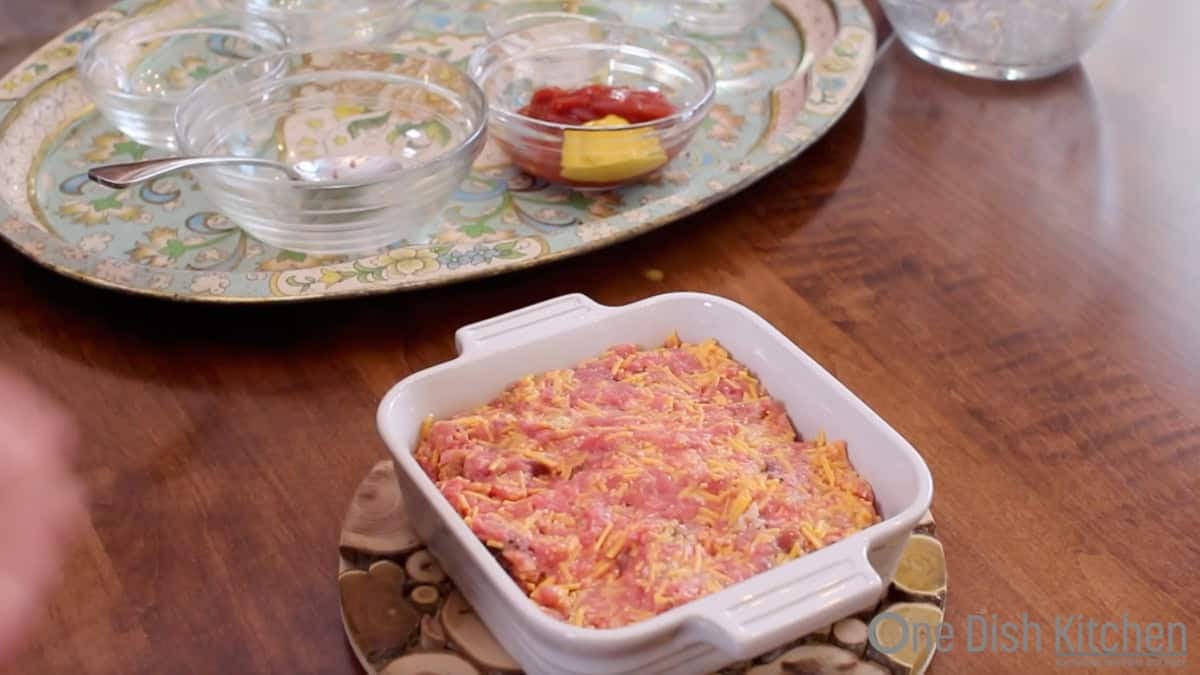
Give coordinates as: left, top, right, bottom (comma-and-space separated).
3, 1, 1198, 674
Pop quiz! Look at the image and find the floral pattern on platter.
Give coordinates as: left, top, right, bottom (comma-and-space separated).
81, 132, 151, 163
59, 189, 145, 226
0, 0, 875, 302
280, 103, 458, 165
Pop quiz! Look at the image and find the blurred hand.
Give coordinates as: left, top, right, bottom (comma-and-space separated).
0, 367, 84, 664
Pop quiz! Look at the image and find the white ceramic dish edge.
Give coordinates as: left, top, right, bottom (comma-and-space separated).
377, 292, 934, 675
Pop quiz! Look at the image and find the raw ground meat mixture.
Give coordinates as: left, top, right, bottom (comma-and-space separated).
414, 335, 881, 629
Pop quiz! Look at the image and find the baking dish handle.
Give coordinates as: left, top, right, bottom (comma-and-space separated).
686, 546, 883, 661
455, 293, 607, 356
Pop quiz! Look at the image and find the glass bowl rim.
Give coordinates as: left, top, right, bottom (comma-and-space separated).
215, 0, 424, 18
468, 19, 717, 134
173, 47, 489, 190
482, 0, 625, 41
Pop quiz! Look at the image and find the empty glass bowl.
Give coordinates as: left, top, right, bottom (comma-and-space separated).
175, 48, 488, 254
483, 0, 623, 40
77, 8, 288, 150
670, 0, 771, 38
468, 21, 715, 191
218, 0, 422, 48
879, 0, 1126, 80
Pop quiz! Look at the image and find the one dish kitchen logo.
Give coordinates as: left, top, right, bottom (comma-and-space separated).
868, 612, 1188, 669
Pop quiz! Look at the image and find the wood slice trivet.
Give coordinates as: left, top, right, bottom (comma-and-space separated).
339, 461, 946, 675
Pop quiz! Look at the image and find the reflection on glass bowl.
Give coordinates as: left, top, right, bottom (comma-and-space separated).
175, 48, 488, 255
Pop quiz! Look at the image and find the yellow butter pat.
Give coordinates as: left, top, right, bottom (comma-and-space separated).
561, 115, 668, 184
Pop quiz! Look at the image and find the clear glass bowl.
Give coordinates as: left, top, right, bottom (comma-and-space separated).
175, 48, 488, 255
879, 0, 1126, 80
670, 0, 771, 38
468, 21, 715, 191
483, 0, 623, 40
77, 9, 288, 150
218, 0, 423, 48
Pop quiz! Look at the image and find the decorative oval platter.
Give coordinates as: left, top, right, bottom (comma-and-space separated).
0, 0, 875, 302
339, 461, 947, 675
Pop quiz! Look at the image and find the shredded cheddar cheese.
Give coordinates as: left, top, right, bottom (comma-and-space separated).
413, 336, 881, 629
727, 488, 753, 525
594, 522, 614, 552
821, 455, 837, 486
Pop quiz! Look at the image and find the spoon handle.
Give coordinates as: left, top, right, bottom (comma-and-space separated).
87, 156, 297, 188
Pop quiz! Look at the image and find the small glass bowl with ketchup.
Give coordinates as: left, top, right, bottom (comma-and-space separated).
468, 20, 715, 191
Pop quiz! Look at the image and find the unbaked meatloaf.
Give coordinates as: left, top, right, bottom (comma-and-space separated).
414, 335, 880, 629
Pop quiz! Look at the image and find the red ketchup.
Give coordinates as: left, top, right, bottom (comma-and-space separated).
503, 84, 680, 187
518, 84, 677, 125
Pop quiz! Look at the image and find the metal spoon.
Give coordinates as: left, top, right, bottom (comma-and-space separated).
87, 155, 407, 189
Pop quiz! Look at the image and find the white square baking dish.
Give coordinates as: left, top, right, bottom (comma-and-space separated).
378, 292, 934, 675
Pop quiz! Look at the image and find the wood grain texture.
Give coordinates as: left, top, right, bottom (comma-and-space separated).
3, 1, 1199, 674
